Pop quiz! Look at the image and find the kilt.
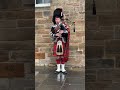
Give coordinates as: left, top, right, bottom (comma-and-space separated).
53, 28, 70, 62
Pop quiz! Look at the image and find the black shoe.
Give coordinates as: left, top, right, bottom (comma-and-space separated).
62, 71, 67, 74
54, 71, 60, 74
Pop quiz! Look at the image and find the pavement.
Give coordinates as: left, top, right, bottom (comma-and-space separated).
35, 66, 85, 90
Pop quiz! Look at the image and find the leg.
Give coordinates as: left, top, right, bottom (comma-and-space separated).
55, 56, 61, 73
61, 57, 67, 74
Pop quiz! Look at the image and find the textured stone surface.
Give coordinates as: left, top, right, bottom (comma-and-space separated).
0, 63, 24, 78
86, 0, 120, 89
35, 0, 85, 67
86, 46, 104, 59
35, 52, 45, 59
0, 0, 34, 89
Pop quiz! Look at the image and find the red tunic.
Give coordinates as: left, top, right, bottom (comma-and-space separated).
52, 22, 70, 62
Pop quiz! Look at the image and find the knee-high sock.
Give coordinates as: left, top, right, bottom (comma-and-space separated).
56, 64, 61, 72
61, 64, 66, 72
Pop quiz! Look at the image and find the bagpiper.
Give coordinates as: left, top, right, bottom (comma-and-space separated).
50, 8, 70, 74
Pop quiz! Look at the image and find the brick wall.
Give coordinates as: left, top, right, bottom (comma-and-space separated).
0, 0, 34, 90
35, 0, 85, 67
86, 0, 120, 89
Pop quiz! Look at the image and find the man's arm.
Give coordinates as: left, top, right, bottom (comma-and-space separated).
60, 24, 68, 33
50, 26, 61, 37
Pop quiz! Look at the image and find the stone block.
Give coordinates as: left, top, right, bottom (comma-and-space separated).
99, 15, 120, 26
96, 0, 117, 12
105, 40, 120, 55
35, 12, 43, 18
86, 46, 104, 59
0, 28, 34, 41
86, 40, 104, 46
35, 52, 45, 59
0, 78, 9, 89
0, 41, 34, 50
86, 59, 114, 69
10, 50, 34, 60
17, 20, 34, 27
0, 20, 16, 28
86, 30, 114, 40
97, 69, 113, 81
0, 51, 9, 62
0, 63, 24, 78
17, 11, 34, 19
85, 74, 96, 82
114, 26, 120, 39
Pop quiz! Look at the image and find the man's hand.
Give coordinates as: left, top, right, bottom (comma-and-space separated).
56, 33, 61, 37
59, 30, 64, 34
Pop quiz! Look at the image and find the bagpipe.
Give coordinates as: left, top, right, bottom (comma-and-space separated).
51, 22, 67, 56
51, 8, 75, 56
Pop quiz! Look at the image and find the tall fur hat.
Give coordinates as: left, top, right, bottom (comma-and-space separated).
52, 8, 64, 24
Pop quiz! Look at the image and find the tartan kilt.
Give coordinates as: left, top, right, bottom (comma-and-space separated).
52, 28, 70, 62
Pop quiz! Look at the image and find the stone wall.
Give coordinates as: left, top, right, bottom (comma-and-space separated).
86, 0, 120, 89
35, 0, 85, 67
0, 0, 35, 90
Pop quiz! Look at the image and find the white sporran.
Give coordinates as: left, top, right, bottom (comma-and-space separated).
56, 40, 63, 55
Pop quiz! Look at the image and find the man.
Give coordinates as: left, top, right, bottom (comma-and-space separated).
50, 8, 70, 74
